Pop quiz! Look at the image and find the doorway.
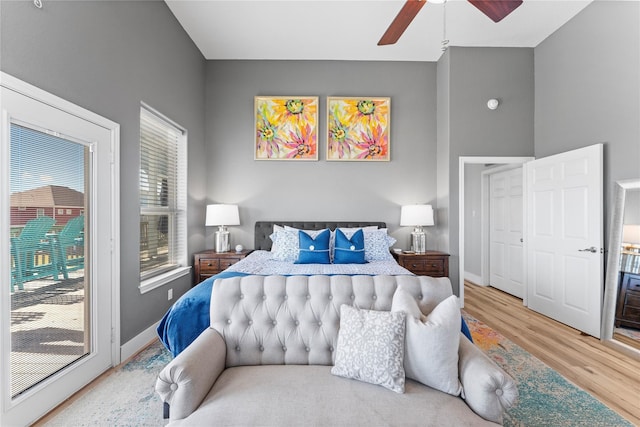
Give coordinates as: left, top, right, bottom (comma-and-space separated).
1, 73, 120, 426
458, 156, 533, 306
460, 145, 604, 338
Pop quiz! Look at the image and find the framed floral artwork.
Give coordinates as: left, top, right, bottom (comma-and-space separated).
255, 96, 318, 160
326, 97, 390, 161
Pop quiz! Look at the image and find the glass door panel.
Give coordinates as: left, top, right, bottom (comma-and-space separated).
9, 123, 90, 398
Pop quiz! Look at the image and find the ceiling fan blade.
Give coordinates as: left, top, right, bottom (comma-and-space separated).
378, 0, 427, 46
468, 0, 523, 23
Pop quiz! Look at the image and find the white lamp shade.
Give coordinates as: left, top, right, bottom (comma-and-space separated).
206, 204, 240, 226
623, 224, 640, 244
400, 204, 434, 227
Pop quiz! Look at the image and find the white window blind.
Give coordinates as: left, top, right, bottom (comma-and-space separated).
139, 104, 187, 282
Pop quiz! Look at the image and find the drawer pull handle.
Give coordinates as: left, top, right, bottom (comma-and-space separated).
207, 263, 212, 267
431, 264, 438, 267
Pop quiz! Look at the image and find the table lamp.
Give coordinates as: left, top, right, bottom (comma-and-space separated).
206, 204, 240, 252
400, 204, 434, 254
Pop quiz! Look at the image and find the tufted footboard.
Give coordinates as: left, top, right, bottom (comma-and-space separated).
156, 274, 517, 424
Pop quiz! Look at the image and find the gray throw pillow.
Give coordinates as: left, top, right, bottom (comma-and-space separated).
331, 305, 406, 393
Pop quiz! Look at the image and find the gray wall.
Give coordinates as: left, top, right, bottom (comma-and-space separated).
204, 60, 438, 250
535, 0, 640, 243
464, 163, 486, 279
2, 0, 638, 344
1, 0, 207, 344
439, 47, 536, 293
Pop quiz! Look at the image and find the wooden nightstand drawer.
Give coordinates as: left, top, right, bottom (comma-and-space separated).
391, 251, 449, 278
193, 249, 252, 286
423, 259, 445, 275
199, 259, 220, 273
627, 275, 640, 291
622, 305, 640, 321
615, 271, 640, 328
625, 293, 640, 309
404, 259, 427, 271
220, 258, 242, 270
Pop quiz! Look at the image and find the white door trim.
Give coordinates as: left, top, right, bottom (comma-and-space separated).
459, 156, 534, 307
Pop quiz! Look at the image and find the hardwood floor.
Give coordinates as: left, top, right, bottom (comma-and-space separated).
463, 281, 640, 426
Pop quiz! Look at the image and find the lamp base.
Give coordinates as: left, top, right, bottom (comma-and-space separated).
215, 226, 230, 253
411, 228, 426, 254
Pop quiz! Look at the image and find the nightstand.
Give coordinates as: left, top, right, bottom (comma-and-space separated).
615, 271, 640, 329
193, 249, 252, 285
392, 250, 450, 278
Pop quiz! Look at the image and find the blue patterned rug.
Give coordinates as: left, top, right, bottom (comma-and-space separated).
463, 312, 633, 427
44, 317, 632, 426
43, 342, 171, 426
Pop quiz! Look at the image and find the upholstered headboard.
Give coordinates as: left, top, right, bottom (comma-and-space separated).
254, 221, 387, 251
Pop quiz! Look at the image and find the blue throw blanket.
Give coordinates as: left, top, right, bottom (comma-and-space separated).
157, 271, 249, 356
157, 272, 473, 357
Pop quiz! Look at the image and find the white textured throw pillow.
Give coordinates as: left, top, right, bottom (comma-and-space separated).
331, 305, 406, 393
270, 228, 299, 261
391, 288, 463, 396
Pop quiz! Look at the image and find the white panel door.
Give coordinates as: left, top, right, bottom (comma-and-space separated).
489, 167, 524, 298
525, 144, 603, 338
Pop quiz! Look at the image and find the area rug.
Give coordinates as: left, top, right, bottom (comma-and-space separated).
463, 312, 633, 427
42, 342, 171, 426
44, 316, 633, 427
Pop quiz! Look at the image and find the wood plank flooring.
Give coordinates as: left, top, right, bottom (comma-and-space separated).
464, 281, 640, 426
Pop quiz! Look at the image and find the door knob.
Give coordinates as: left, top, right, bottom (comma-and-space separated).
578, 246, 597, 253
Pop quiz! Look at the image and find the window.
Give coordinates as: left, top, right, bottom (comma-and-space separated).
139, 104, 187, 291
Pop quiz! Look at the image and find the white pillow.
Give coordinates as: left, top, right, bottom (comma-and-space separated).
363, 229, 396, 261
284, 225, 328, 238
336, 225, 379, 237
391, 288, 462, 396
270, 228, 299, 261
269, 224, 284, 253
331, 305, 406, 393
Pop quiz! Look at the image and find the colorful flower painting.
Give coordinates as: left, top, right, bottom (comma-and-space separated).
327, 97, 390, 161
255, 96, 318, 160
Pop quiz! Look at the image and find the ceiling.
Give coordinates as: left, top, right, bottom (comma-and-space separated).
165, 0, 593, 62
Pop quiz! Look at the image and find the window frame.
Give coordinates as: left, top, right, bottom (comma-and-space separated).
138, 102, 189, 294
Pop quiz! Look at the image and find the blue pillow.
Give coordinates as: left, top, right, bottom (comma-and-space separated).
295, 229, 331, 264
333, 228, 367, 264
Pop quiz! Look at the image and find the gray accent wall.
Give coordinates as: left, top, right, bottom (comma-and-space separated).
535, 0, 640, 244
464, 163, 486, 279
438, 47, 536, 293
1, 0, 206, 344
204, 60, 438, 251
1, 0, 638, 346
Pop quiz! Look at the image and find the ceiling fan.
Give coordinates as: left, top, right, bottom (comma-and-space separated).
378, 0, 523, 46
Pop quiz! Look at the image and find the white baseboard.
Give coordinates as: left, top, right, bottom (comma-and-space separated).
120, 320, 161, 363
464, 271, 485, 286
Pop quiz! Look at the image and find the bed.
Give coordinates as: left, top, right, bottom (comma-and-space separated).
157, 221, 470, 357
